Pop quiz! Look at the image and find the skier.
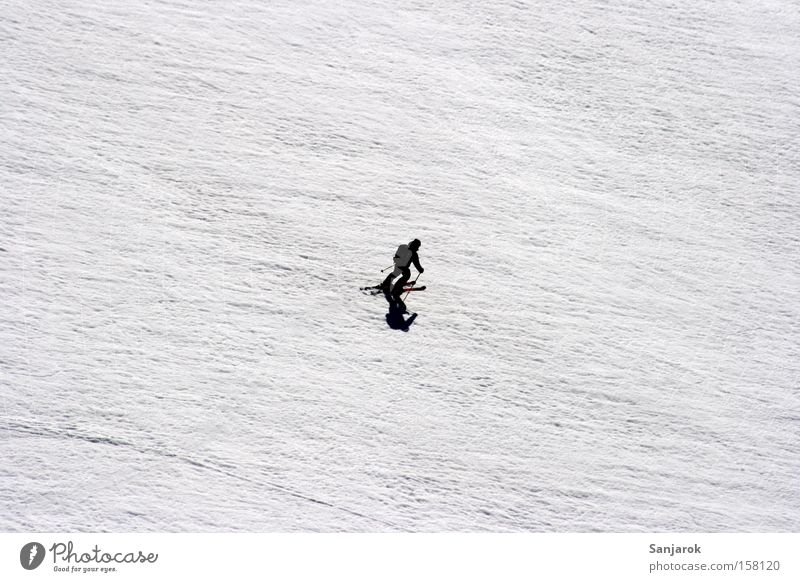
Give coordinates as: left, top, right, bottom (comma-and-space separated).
381, 238, 424, 311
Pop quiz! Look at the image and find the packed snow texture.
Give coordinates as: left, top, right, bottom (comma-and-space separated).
2, 0, 799, 532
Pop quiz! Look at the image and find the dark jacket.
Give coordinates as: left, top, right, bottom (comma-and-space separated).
410, 250, 423, 272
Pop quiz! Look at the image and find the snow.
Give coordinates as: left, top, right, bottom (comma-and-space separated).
1, 0, 798, 532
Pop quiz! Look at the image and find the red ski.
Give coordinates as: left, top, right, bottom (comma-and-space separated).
359, 284, 426, 295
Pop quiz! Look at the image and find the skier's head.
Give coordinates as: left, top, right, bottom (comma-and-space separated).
409, 239, 421, 251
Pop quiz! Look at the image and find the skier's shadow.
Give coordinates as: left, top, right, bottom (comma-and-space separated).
383, 295, 417, 331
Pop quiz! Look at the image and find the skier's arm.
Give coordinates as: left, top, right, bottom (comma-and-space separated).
411, 252, 424, 273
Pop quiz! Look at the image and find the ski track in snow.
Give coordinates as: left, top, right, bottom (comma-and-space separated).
1, 0, 799, 531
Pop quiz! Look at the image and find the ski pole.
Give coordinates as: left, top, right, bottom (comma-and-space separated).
380, 265, 395, 273
402, 273, 422, 302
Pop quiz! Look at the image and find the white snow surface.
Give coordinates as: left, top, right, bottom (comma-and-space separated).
2, 0, 799, 532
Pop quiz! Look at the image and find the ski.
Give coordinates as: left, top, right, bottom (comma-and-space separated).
360, 285, 426, 295
360, 283, 424, 290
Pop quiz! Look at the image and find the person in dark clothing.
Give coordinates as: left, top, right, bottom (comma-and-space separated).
381, 238, 424, 311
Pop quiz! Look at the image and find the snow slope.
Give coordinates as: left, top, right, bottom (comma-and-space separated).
2, 0, 798, 531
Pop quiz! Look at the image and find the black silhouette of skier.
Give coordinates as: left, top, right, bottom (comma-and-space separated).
381, 238, 424, 312
385, 303, 418, 331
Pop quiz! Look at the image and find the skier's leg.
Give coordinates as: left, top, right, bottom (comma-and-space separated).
392, 268, 410, 296
392, 268, 411, 310
381, 267, 401, 292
